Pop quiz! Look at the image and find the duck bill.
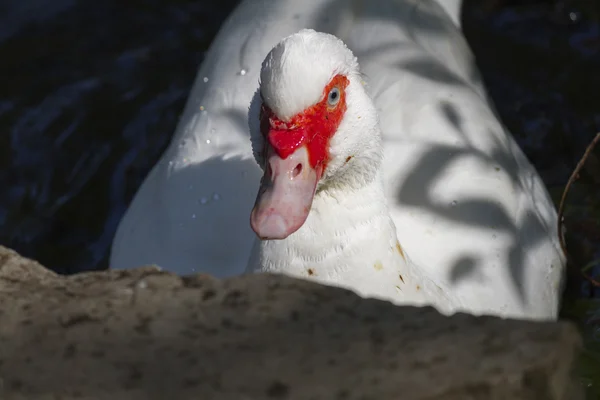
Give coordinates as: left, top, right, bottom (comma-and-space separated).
250, 146, 321, 240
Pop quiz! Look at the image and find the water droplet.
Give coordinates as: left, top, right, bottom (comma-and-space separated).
238, 69, 247, 76
191, 213, 197, 219
199, 105, 205, 111
210, 128, 216, 134
188, 184, 194, 190
136, 280, 148, 289
168, 161, 174, 167
199, 197, 208, 205
203, 76, 209, 83
451, 200, 457, 207
206, 139, 211, 144
569, 11, 579, 22
212, 192, 221, 201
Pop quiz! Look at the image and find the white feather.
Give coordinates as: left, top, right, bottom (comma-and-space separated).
110, 0, 564, 320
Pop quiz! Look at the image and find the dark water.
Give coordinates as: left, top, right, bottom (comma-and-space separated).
463, 0, 600, 297
0, 0, 240, 273
1, 0, 600, 395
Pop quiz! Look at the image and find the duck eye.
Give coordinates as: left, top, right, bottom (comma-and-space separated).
327, 87, 340, 107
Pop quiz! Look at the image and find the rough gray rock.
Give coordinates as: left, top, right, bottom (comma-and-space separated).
0, 246, 582, 399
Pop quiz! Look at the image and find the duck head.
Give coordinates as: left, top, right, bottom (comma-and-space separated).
249, 29, 382, 240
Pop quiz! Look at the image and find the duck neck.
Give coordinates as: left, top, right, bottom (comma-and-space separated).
247, 170, 400, 275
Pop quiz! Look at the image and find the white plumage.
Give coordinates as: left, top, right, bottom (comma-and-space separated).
110, 0, 565, 320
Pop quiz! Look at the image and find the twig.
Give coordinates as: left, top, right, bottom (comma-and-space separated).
557, 132, 600, 286
582, 258, 600, 273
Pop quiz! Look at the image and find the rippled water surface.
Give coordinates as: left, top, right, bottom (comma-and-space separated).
1, 0, 600, 392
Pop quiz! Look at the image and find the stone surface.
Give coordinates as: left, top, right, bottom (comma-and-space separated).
0, 245, 583, 399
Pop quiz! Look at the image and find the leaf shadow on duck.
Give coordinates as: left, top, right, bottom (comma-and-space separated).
308, 0, 564, 317
110, 0, 564, 320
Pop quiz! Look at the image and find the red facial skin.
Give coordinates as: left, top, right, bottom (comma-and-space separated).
259, 74, 349, 169
249, 74, 350, 240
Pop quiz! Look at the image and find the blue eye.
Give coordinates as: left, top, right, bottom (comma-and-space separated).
327, 87, 340, 106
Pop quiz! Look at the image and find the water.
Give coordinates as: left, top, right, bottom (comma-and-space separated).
0, 0, 240, 273
463, 0, 600, 297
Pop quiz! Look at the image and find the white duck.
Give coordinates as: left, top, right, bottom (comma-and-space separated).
110, 0, 565, 319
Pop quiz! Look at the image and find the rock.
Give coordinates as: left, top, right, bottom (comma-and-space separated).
0, 246, 582, 399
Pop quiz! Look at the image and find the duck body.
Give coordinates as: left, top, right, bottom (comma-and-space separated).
246, 167, 457, 314
110, 0, 564, 319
